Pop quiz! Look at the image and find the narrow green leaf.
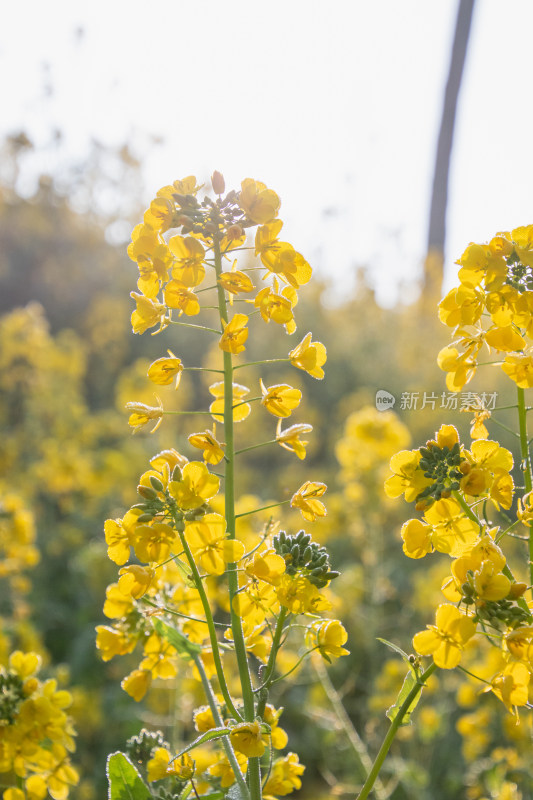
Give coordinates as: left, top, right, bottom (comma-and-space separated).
386, 669, 422, 726
153, 618, 202, 660
376, 637, 411, 664
171, 727, 230, 761
106, 752, 151, 800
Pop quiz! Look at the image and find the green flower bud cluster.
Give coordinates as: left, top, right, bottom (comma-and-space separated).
173, 187, 246, 238
132, 476, 168, 522
273, 530, 339, 588
474, 598, 531, 629
125, 727, 169, 765
0, 669, 25, 725
416, 441, 464, 503
460, 576, 532, 629
505, 251, 533, 292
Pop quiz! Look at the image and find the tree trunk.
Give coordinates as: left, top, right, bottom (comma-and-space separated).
423, 0, 476, 301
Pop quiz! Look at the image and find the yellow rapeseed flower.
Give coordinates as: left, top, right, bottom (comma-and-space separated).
261, 380, 302, 417
121, 669, 152, 702
169, 461, 220, 509
288, 333, 326, 379
238, 179, 280, 224
147, 350, 183, 388
218, 269, 254, 296
219, 313, 249, 354
501, 351, 533, 388
413, 604, 477, 669
188, 427, 225, 464
168, 235, 206, 287
488, 662, 530, 714
290, 481, 327, 521
130, 292, 168, 335
125, 397, 164, 434
254, 286, 296, 331
132, 522, 177, 564
384, 450, 431, 503
244, 548, 286, 586
230, 720, 266, 757
209, 381, 251, 423
276, 420, 313, 460
263, 753, 305, 797
163, 280, 200, 316
185, 513, 245, 575
117, 564, 155, 599
104, 509, 141, 564
310, 619, 350, 660
95, 626, 137, 661
147, 747, 174, 781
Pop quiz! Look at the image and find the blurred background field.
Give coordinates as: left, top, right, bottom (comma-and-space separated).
2, 2, 533, 799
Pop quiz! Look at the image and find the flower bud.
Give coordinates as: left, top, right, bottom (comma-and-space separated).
211, 171, 225, 195
171, 465, 182, 482
508, 582, 528, 599
138, 485, 158, 500
137, 512, 155, 523
149, 476, 165, 493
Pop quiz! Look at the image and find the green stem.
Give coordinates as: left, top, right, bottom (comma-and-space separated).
233, 358, 289, 372
185, 366, 225, 373
141, 596, 224, 628
235, 500, 289, 520
164, 411, 215, 416
169, 320, 221, 334
516, 387, 533, 585
355, 663, 437, 800
314, 659, 388, 800
453, 491, 482, 527
489, 417, 520, 438
235, 440, 277, 456
174, 516, 242, 722
214, 237, 261, 800
255, 608, 288, 718
192, 651, 251, 800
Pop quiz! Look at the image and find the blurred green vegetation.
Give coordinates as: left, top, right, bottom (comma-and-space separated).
0, 135, 531, 800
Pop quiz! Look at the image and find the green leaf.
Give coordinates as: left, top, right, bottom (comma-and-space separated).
106, 752, 151, 800
172, 727, 231, 761
227, 784, 248, 800
386, 669, 422, 726
376, 637, 411, 664
152, 618, 202, 660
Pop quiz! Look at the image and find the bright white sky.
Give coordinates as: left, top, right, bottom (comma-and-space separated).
3, 0, 533, 306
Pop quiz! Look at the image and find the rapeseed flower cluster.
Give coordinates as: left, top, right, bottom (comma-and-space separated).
438, 225, 533, 391
100, 174, 346, 799
0, 651, 78, 800
386, 225, 533, 725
